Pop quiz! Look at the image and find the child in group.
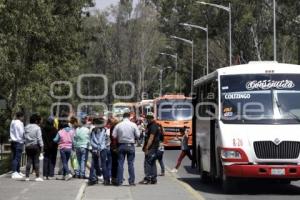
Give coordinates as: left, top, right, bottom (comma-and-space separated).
53, 118, 76, 181
170, 127, 193, 173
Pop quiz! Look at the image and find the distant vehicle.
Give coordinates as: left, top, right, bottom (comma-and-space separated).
193, 61, 300, 192
112, 102, 136, 120
136, 99, 154, 119
154, 95, 192, 147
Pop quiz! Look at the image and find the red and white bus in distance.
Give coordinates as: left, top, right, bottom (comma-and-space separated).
193, 61, 300, 192
112, 102, 136, 121
136, 99, 154, 119
154, 95, 193, 147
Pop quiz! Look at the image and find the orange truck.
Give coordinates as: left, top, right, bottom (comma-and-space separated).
154, 95, 193, 147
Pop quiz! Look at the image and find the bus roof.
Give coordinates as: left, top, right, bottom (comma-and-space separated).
154, 94, 191, 101
137, 99, 153, 106
113, 102, 136, 106
194, 61, 300, 86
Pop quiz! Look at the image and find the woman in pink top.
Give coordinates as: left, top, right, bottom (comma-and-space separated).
53, 119, 76, 180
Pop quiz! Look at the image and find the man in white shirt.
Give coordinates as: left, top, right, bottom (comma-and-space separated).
10, 112, 25, 179
112, 112, 140, 186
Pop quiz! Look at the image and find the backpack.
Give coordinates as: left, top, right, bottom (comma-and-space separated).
158, 124, 164, 142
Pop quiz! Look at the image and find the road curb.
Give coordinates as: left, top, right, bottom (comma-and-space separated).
166, 166, 206, 200
75, 182, 87, 200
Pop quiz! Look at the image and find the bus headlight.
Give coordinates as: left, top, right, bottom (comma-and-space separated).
221, 150, 241, 159
219, 148, 249, 162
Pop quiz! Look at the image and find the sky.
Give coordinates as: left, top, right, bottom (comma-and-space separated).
94, 0, 119, 10
94, 0, 139, 10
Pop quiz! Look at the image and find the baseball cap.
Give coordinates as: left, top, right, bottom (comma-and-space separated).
146, 112, 154, 119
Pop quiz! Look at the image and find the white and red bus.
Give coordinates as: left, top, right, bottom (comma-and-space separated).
193, 61, 300, 192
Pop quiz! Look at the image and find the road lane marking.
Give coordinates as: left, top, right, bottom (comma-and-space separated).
75, 182, 87, 200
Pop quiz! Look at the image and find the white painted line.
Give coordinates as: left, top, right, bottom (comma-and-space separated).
75, 182, 87, 200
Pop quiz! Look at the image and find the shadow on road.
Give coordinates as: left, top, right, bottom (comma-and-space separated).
183, 166, 199, 175
178, 176, 300, 195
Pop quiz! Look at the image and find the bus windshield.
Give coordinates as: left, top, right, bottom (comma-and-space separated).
157, 99, 192, 121
113, 106, 131, 114
221, 74, 300, 124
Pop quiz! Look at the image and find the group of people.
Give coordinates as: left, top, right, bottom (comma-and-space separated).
9, 110, 193, 186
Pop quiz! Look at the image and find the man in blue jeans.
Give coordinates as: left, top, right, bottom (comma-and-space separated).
10, 112, 25, 179
112, 112, 140, 186
139, 113, 160, 184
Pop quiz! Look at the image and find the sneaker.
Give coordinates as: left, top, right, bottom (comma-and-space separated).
19, 172, 25, 177
65, 174, 73, 181
12, 172, 23, 179
35, 177, 44, 182
159, 173, 165, 176
47, 177, 55, 180
170, 168, 178, 173
25, 178, 30, 181
98, 176, 104, 182
87, 180, 98, 186
56, 176, 65, 180
43, 177, 48, 180
139, 179, 150, 184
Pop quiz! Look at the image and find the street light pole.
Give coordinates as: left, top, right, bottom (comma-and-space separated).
198, 1, 232, 66
152, 66, 172, 96
170, 36, 194, 96
160, 52, 178, 90
191, 42, 194, 96
180, 23, 209, 74
273, 0, 277, 61
159, 69, 163, 96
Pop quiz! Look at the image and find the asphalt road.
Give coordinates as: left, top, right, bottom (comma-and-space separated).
163, 149, 300, 200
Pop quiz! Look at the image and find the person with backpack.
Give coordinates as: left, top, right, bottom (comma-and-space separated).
42, 117, 58, 180
139, 113, 160, 184
156, 124, 165, 176
24, 113, 44, 182
170, 126, 193, 173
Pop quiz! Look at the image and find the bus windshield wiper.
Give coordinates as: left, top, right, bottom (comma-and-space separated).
275, 97, 300, 122
286, 111, 300, 122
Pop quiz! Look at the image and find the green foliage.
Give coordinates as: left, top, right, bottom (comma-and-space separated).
0, 0, 93, 138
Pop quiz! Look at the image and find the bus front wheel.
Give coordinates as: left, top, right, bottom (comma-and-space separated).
222, 174, 238, 194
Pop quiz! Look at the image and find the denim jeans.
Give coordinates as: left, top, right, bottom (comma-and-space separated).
60, 148, 72, 176
117, 144, 135, 185
89, 151, 101, 182
75, 147, 88, 177
11, 142, 23, 173
156, 150, 165, 174
144, 149, 158, 182
100, 149, 112, 182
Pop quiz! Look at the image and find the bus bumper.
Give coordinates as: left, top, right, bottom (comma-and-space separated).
224, 164, 300, 179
